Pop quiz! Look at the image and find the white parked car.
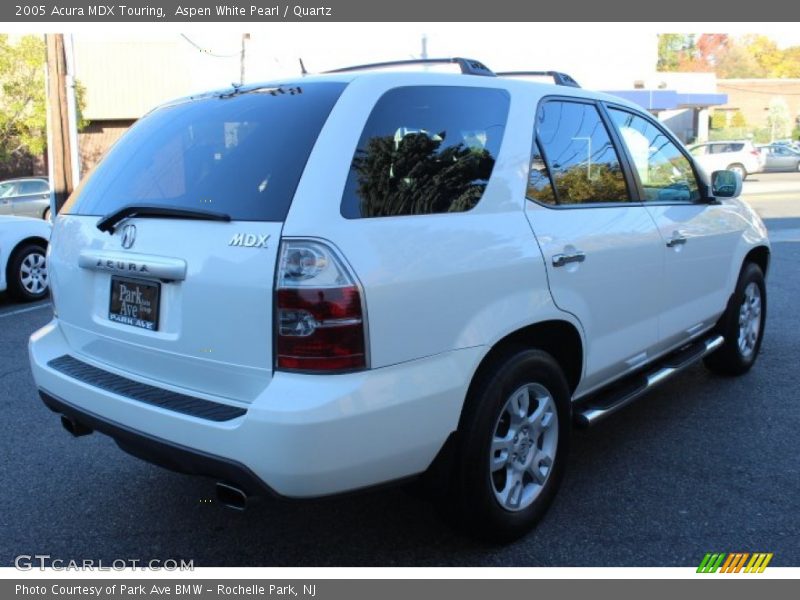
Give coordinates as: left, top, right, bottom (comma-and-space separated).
688, 140, 763, 180
29, 59, 770, 541
1, 215, 51, 301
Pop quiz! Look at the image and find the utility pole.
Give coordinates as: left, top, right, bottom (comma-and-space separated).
45, 33, 78, 215
240, 33, 250, 85
421, 34, 428, 59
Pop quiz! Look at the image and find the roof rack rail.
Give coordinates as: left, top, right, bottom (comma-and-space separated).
324, 57, 495, 78
496, 71, 581, 88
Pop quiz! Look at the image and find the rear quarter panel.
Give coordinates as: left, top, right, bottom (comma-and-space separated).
282, 74, 583, 369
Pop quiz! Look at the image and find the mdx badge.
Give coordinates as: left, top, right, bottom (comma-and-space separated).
229, 233, 270, 248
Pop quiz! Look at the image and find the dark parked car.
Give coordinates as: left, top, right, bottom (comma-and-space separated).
758, 144, 800, 172
0, 177, 51, 220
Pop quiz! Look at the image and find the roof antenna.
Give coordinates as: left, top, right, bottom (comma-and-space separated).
299, 58, 308, 75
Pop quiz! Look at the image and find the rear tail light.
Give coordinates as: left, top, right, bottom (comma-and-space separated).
275, 240, 367, 372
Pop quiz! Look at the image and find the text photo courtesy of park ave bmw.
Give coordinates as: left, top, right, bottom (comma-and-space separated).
1, 1, 800, 584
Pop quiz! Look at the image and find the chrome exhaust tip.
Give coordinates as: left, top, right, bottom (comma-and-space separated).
215, 481, 248, 511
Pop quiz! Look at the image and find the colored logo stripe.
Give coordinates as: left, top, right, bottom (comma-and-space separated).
697, 552, 773, 573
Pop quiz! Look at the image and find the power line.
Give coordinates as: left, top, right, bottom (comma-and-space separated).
179, 34, 240, 58
717, 83, 800, 96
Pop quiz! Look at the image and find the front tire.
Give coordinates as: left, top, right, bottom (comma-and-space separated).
704, 262, 766, 376
454, 349, 571, 542
7, 243, 49, 302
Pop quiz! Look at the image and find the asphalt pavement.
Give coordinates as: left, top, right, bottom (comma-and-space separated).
1, 172, 798, 567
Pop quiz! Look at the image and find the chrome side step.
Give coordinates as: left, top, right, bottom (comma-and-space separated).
575, 335, 724, 427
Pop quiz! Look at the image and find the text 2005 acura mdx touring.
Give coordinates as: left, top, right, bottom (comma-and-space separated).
29, 59, 770, 541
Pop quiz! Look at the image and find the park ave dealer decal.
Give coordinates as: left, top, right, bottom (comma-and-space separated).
16, 584, 316, 596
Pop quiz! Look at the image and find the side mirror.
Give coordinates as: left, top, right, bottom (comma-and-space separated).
711, 169, 742, 199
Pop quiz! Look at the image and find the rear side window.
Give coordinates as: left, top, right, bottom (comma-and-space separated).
18, 180, 48, 194
340, 86, 510, 218
709, 143, 742, 154
531, 100, 630, 205
64, 82, 346, 221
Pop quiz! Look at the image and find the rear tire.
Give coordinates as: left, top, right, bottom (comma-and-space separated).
727, 163, 747, 180
451, 349, 571, 542
704, 262, 766, 376
6, 243, 49, 302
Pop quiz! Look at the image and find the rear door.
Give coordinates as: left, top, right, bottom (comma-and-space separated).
605, 106, 743, 352
524, 98, 664, 394
52, 81, 346, 403
771, 146, 798, 171
11, 179, 49, 217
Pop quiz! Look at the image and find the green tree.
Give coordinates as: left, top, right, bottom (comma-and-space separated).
657, 34, 695, 71
0, 34, 48, 163
711, 111, 727, 130
731, 111, 747, 128
352, 132, 494, 217
774, 46, 800, 78
0, 34, 86, 167
766, 97, 790, 140
715, 43, 765, 78
742, 35, 784, 76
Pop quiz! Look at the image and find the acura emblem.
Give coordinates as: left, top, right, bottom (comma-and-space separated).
120, 224, 137, 249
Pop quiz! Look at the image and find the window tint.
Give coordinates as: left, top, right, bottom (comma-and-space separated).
0, 183, 14, 197
18, 180, 48, 194
608, 108, 701, 203
534, 100, 629, 205
526, 140, 557, 205
64, 82, 346, 221
340, 86, 509, 218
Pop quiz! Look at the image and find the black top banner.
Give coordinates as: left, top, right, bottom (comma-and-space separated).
3, 0, 799, 22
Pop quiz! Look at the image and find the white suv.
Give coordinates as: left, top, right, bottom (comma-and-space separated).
688, 140, 764, 180
29, 59, 770, 541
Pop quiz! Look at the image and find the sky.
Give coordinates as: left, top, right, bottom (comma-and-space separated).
8, 22, 800, 111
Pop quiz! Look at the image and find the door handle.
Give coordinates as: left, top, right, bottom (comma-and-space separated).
666, 234, 687, 248
552, 251, 586, 267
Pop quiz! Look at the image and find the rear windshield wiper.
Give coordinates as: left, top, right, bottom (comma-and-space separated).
96, 205, 231, 233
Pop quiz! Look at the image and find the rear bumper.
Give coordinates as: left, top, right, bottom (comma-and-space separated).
39, 389, 275, 497
30, 319, 482, 498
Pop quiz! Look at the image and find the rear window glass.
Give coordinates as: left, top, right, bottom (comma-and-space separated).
340, 86, 510, 218
64, 82, 346, 221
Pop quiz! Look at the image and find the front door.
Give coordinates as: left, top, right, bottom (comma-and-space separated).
605, 106, 743, 352
524, 99, 665, 395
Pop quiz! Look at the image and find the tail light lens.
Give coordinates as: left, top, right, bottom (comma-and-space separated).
275, 240, 367, 372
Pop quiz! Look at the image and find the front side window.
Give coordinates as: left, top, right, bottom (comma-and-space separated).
608, 108, 700, 203
533, 100, 630, 205
340, 86, 510, 218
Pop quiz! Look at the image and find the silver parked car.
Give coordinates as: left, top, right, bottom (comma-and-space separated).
688, 141, 763, 180
758, 144, 800, 172
0, 177, 51, 220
